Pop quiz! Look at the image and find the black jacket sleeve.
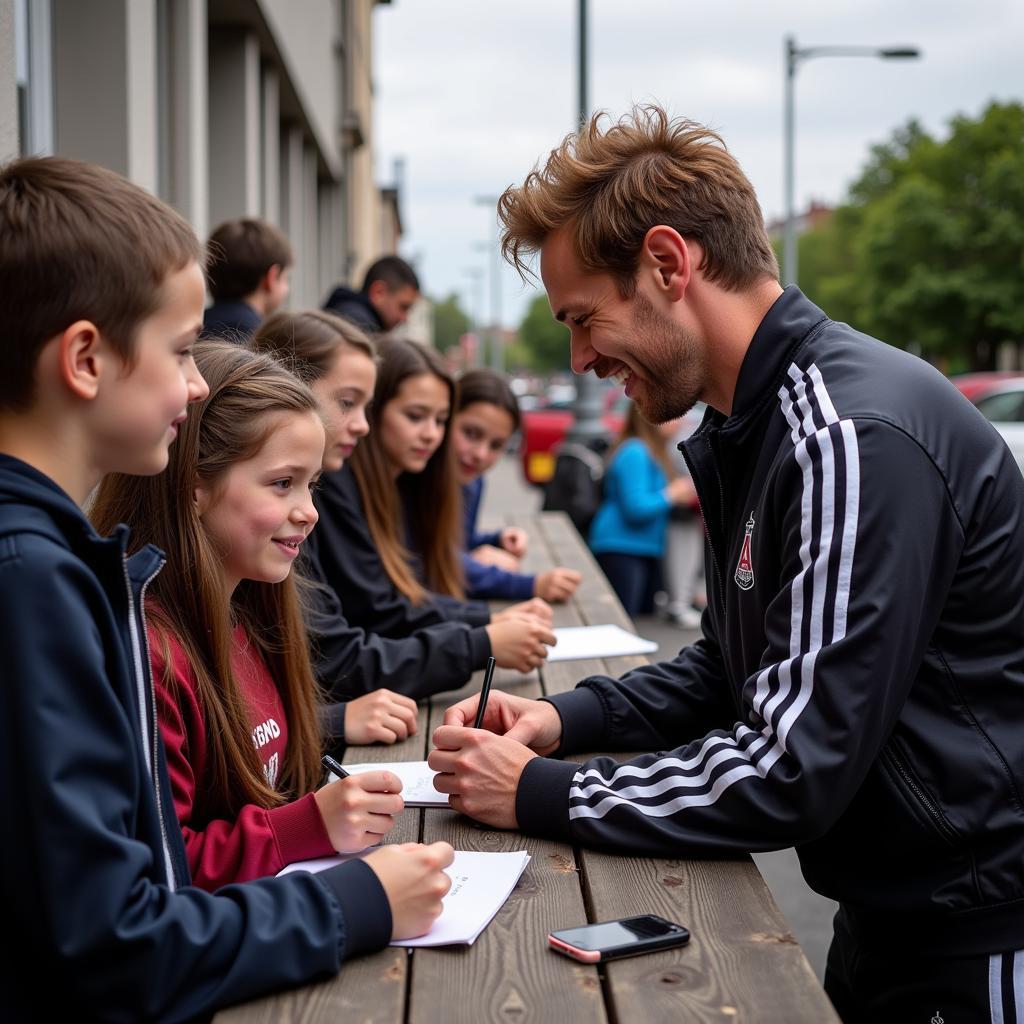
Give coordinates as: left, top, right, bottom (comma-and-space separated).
302, 547, 491, 705
312, 466, 491, 637
0, 537, 391, 1023
519, 420, 965, 858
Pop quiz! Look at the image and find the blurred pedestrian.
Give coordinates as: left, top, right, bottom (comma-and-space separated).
588, 402, 695, 615
202, 218, 292, 341
323, 255, 419, 334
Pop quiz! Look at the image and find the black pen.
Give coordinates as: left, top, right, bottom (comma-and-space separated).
321, 753, 351, 779
473, 656, 497, 729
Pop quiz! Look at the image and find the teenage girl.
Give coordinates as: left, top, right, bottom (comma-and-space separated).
588, 401, 696, 616
452, 368, 581, 602
91, 341, 412, 890
252, 310, 547, 692
312, 336, 556, 674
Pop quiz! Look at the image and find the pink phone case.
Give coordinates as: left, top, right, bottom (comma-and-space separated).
548, 934, 602, 962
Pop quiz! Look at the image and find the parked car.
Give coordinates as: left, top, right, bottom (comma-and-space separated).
520, 387, 627, 485
971, 379, 1024, 475
948, 371, 1024, 403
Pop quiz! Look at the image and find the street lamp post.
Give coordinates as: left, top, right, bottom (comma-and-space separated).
783, 36, 920, 287
473, 196, 503, 372
461, 266, 485, 368
563, 0, 606, 443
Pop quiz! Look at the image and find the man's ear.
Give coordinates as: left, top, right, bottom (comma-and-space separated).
366, 278, 389, 306
639, 226, 693, 301
57, 320, 106, 400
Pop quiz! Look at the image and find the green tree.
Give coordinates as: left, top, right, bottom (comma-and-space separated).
432, 292, 470, 350
517, 293, 570, 372
797, 102, 1024, 370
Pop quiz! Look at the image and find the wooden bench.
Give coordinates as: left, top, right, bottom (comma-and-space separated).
215, 512, 838, 1023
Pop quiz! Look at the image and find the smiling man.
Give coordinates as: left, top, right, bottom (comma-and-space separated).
428, 106, 1024, 1021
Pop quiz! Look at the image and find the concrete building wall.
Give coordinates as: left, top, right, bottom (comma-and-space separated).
4, 0, 400, 312
0, 0, 17, 161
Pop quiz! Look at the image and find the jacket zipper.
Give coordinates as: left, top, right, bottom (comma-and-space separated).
883, 745, 960, 847
122, 554, 177, 890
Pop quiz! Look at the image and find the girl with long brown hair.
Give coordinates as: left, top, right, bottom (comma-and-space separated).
253, 311, 551, 690
91, 341, 407, 890
588, 401, 696, 616
311, 336, 556, 672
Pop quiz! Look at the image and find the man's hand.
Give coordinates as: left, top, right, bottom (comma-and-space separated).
429, 727, 537, 829
442, 689, 563, 754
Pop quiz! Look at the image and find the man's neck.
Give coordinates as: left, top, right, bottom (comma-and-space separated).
696, 278, 784, 416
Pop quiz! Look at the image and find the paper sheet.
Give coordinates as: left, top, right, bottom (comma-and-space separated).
546, 623, 658, 662
330, 761, 447, 807
278, 850, 531, 946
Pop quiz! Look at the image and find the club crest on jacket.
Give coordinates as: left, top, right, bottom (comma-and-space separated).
735, 512, 755, 590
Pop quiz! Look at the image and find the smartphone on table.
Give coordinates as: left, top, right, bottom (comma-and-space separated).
548, 914, 690, 963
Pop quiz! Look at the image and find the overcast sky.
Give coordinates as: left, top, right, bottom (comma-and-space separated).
374, 1, 1022, 331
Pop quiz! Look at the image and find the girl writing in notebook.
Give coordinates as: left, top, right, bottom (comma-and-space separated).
91, 341, 412, 889
310, 336, 556, 673
452, 368, 581, 602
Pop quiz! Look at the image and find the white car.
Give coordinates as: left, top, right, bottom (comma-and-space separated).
973, 381, 1024, 476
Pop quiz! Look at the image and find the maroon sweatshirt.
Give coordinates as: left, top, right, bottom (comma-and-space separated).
149, 621, 335, 891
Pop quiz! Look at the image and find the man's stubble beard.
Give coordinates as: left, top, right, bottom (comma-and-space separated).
629, 291, 706, 424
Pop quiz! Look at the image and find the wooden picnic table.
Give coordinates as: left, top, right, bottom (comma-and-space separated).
216, 512, 839, 1023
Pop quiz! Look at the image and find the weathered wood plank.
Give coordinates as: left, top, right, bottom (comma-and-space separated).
580, 851, 839, 1022
405, 684, 607, 1024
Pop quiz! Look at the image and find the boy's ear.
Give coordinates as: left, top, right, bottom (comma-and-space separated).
57, 320, 106, 400
259, 264, 282, 294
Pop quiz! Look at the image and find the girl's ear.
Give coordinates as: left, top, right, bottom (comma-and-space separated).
193, 482, 210, 516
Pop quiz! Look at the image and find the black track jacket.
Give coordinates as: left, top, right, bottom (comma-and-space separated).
518, 288, 1024, 956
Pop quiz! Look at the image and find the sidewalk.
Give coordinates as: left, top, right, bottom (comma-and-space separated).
482, 453, 838, 980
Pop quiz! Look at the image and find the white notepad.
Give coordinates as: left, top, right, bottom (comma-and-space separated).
278, 849, 531, 946
330, 761, 447, 807
546, 624, 658, 662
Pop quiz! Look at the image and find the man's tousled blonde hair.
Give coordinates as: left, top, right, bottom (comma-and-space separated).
498, 104, 778, 294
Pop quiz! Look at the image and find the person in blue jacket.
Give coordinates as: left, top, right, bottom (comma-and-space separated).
452, 369, 581, 603
0, 155, 452, 1022
588, 401, 696, 615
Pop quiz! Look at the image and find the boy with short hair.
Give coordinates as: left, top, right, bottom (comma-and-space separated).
0, 156, 452, 1021
323, 254, 420, 334
203, 217, 293, 340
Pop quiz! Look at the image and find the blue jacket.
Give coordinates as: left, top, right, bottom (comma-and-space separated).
201, 298, 261, 342
588, 438, 670, 558
461, 479, 535, 600
0, 455, 390, 1022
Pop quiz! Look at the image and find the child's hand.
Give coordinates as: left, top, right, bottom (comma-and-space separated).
313, 771, 404, 852
364, 842, 455, 939
470, 544, 521, 572
343, 689, 419, 745
493, 597, 553, 627
533, 567, 582, 603
485, 616, 556, 673
500, 527, 528, 559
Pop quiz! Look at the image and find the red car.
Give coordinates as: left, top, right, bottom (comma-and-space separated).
520, 388, 627, 485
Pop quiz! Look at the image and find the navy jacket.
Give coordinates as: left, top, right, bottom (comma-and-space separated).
518, 289, 1024, 956
461, 479, 535, 601
201, 298, 261, 342
302, 539, 492, 705
322, 285, 384, 334
310, 464, 490, 638
0, 455, 391, 1022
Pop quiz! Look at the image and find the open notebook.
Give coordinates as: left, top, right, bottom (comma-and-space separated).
546, 624, 658, 662
278, 849, 531, 946
328, 761, 447, 807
